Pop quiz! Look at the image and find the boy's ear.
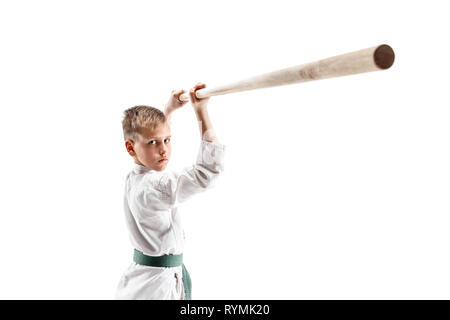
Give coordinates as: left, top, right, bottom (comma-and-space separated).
125, 139, 136, 156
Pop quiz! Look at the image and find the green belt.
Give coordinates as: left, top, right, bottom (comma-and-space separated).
133, 249, 192, 300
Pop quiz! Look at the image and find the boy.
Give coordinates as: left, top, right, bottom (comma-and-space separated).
116, 83, 225, 300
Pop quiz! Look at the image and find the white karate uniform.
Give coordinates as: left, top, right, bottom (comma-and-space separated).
115, 140, 225, 300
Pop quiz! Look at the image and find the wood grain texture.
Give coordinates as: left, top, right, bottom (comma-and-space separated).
179, 44, 394, 102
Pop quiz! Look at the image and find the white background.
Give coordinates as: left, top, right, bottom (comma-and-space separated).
0, 0, 449, 299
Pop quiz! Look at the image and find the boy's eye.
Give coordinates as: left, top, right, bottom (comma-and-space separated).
164, 138, 170, 143
149, 140, 156, 145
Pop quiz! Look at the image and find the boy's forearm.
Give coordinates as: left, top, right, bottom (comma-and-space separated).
164, 105, 173, 121
195, 108, 218, 143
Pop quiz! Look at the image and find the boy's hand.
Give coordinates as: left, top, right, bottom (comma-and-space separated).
164, 89, 188, 115
190, 83, 210, 112
190, 83, 218, 143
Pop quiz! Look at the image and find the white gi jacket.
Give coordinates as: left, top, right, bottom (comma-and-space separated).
115, 140, 225, 300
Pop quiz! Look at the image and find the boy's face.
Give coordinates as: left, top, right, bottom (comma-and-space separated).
126, 122, 171, 172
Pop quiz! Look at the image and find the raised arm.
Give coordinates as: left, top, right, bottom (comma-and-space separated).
189, 83, 219, 144
164, 89, 188, 122
141, 83, 224, 207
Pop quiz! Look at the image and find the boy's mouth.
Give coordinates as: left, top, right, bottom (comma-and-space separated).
158, 158, 168, 163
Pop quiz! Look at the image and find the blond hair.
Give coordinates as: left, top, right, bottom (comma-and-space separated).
122, 105, 167, 141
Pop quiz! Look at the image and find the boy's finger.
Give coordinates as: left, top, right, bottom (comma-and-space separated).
189, 84, 206, 101
189, 89, 199, 101
193, 83, 206, 91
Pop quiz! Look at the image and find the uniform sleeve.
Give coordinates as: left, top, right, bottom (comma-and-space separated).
149, 140, 226, 206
